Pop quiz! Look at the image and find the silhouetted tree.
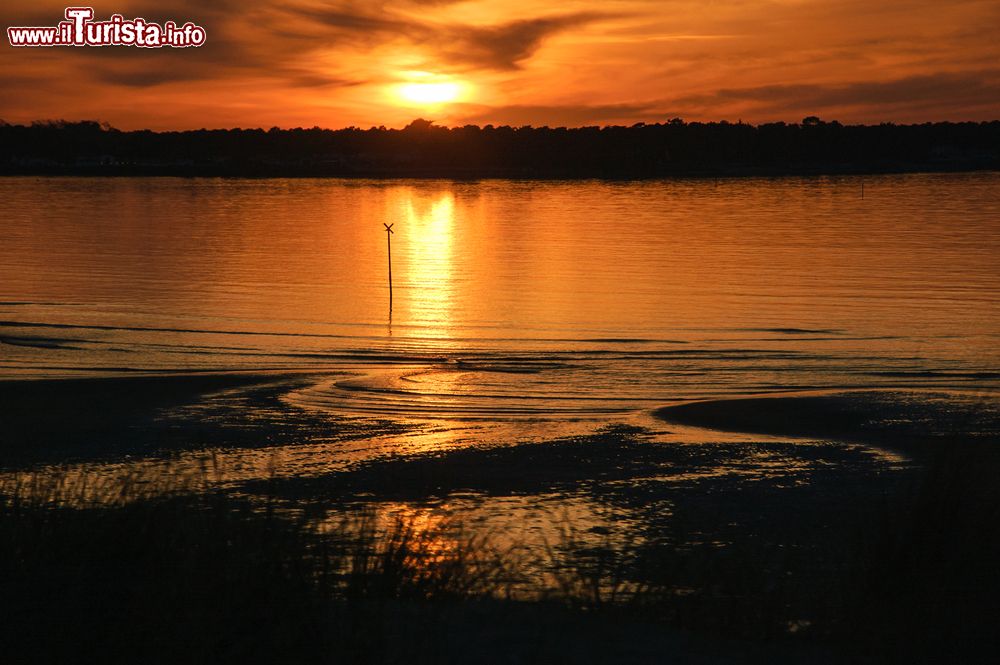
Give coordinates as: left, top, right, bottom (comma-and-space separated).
1, 118, 997, 177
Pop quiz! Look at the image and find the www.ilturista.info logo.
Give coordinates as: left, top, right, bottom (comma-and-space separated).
7, 7, 206, 48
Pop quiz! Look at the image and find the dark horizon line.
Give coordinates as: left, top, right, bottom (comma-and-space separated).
5, 116, 1000, 134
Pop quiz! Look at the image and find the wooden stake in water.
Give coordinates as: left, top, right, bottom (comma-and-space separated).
861, 179, 864, 199
383, 222, 394, 310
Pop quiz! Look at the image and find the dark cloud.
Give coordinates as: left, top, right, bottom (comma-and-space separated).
291, 6, 410, 34
284, 72, 366, 88
440, 14, 605, 70
677, 70, 1000, 116
287, 4, 609, 70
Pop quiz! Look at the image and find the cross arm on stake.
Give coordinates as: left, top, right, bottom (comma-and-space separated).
384, 223, 394, 234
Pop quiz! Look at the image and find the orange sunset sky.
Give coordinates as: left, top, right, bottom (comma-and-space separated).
2, 1, 998, 130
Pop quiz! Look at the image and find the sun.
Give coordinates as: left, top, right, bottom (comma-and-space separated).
399, 81, 461, 105
393, 72, 468, 107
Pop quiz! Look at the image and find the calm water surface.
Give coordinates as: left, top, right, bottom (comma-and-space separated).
5, 173, 1000, 555
2, 174, 999, 446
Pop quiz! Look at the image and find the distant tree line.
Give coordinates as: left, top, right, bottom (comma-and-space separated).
1, 117, 998, 177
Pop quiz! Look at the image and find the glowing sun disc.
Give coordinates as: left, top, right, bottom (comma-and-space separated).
398, 81, 461, 105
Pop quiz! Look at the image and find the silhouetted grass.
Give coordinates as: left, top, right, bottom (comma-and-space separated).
0, 469, 514, 665
2, 477, 321, 663
3, 437, 998, 664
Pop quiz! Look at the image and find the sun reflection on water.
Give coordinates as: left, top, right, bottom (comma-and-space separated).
400, 191, 456, 338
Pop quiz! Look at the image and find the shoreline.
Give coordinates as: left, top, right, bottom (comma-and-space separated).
7, 374, 998, 469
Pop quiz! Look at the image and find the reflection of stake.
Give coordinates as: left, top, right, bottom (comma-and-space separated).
383, 222, 394, 310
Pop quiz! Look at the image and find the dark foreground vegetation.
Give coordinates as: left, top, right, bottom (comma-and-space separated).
1, 117, 998, 178
2, 436, 998, 664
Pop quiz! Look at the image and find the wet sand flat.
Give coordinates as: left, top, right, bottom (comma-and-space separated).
654, 390, 1000, 454
0, 373, 311, 467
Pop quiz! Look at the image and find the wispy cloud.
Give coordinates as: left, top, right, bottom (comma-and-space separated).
673, 70, 1000, 120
